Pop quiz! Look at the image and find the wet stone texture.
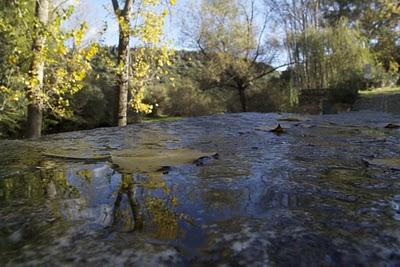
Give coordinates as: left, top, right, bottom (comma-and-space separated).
1, 111, 400, 266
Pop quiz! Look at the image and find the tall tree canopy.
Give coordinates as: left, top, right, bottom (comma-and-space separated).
322, 0, 400, 75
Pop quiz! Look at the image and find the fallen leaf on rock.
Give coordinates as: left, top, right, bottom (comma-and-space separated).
384, 123, 400, 129
111, 148, 216, 173
362, 158, 400, 171
193, 153, 220, 166
278, 117, 302, 122
42, 152, 111, 161
156, 166, 172, 174
270, 124, 285, 134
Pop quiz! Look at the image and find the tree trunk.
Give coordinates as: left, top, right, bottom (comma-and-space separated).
115, 30, 130, 126
26, 104, 43, 139
26, 0, 49, 139
113, 0, 133, 127
238, 86, 247, 112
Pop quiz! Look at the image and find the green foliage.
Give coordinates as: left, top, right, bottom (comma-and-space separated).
247, 75, 292, 112
0, 1, 98, 137
44, 46, 117, 133
112, 0, 176, 118
322, 0, 400, 81
289, 20, 377, 102
28, 13, 98, 117
0, 0, 35, 137
328, 79, 364, 104
183, 0, 278, 112
155, 81, 224, 117
5, 0, 398, 138
143, 51, 226, 117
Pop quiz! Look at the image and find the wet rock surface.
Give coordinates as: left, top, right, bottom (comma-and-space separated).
1, 111, 400, 266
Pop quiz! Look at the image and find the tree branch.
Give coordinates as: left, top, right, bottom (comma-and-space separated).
122, 0, 133, 16
249, 61, 296, 83
111, 0, 120, 12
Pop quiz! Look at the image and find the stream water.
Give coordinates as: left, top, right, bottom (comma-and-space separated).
1, 111, 400, 266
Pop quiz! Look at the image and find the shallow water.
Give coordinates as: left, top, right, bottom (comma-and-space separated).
1, 111, 400, 266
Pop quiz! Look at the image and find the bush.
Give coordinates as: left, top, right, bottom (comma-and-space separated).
0, 91, 27, 138
145, 80, 225, 117
369, 66, 399, 88
327, 71, 366, 104
247, 76, 291, 112
0, 111, 25, 138
44, 84, 114, 134
43, 47, 117, 133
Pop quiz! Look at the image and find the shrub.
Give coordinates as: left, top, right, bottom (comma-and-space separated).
247, 76, 291, 112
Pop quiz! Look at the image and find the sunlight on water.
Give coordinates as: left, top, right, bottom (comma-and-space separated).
1, 112, 400, 266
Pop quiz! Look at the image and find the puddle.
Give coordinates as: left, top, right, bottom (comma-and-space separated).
1, 111, 400, 266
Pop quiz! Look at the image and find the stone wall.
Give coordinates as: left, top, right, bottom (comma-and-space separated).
354, 93, 400, 114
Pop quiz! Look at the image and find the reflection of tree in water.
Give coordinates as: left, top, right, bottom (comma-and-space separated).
111, 172, 189, 240
42, 168, 80, 201
0, 160, 75, 253
109, 146, 209, 238
0, 159, 79, 203
143, 193, 182, 240
112, 174, 143, 232
0, 156, 190, 241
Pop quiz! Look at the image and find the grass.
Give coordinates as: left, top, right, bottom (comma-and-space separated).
359, 86, 400, 96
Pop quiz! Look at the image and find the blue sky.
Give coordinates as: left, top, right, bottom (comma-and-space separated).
76, 0, 187, 47
71, 0, 287, 67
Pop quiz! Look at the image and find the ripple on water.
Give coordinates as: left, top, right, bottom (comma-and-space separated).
1, 112, 400, 266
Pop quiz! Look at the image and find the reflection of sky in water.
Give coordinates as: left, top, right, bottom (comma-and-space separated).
2, 112, 400, 266
62, 164, 121, 227
56, 161, 189, 238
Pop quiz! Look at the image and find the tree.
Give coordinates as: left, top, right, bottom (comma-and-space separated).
0, 0, 35, 137
267, 0, 324, 95
111, 0, 133, 127
26, 0, 49, 138
111, 0, 175, 126
181, 0, 280, 112
0, 0, 98, 138
289, 20, 375, 92
321, 0, 400, 81
267, 0, 382, 97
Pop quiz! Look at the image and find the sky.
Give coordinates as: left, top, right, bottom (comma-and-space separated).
68, 0, 287, 67
73, 0, 188, 48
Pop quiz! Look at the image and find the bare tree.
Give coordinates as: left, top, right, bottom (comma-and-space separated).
179, 0, 282, 112
266, 0, 323, 91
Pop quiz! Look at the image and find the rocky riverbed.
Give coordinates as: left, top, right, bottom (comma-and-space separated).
1, 111, 400, 266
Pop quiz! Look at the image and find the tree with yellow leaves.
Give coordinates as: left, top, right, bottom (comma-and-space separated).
0, 0, 98, 138
111, 0, 175, 126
